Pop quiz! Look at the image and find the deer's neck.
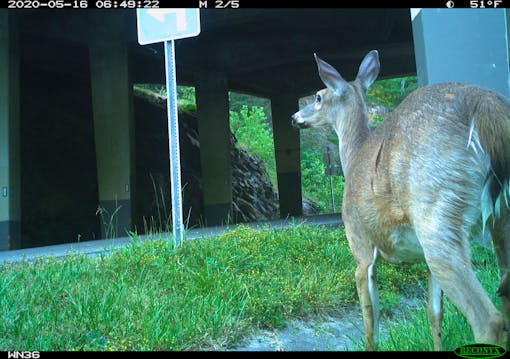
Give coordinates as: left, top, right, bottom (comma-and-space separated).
334, 99, 371, 176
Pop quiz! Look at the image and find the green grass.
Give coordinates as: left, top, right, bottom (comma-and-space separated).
0, 225, 424, 351
0, 225, 500, 351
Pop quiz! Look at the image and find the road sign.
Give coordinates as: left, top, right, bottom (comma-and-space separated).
136, 9, 201, 247
137, 9, 201, 45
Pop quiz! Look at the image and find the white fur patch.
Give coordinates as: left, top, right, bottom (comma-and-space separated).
381, 225, 425, 264
367, 247, 380, 347
429, 275, 442, 320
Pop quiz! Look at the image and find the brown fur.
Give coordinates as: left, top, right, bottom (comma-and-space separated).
292, 51, 510, 350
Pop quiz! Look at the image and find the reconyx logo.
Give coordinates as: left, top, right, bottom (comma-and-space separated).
7, 352, 40, 359
454, 343, 506, 359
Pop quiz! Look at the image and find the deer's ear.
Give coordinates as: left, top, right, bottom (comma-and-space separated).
314, 53, 347, 95
356, 50, 380, 92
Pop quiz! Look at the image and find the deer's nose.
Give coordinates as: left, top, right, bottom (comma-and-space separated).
291, 113, 308, 128
291, 114, 299, 127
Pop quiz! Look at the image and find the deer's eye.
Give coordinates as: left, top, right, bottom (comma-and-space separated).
314, 93, 323, 110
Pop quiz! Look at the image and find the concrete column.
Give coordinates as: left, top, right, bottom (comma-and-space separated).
271, 94, 303, 218
89, 41, 134, 238
195, 73, 232, 226
412, 9, 510, 96
0, 11, 21, 250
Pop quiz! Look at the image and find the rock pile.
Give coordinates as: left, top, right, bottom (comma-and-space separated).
230, 135, 277, 222
133, 89, 278, 228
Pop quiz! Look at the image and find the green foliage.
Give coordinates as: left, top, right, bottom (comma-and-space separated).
227, 92, 346, 213
0, 226, 429, 351
367, 76, 418, 110
134, 84, 197, 111
135, 83, 166, 96
371, 114, 385, 126
177, 86, 196, 110
300, 147, 344, 212
229, 92, 272, 120
229, 104, 277, 187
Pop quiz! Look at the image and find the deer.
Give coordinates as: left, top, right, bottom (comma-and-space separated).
291, 50, 510, 351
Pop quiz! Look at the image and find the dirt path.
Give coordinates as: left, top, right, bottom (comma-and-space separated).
229, 307, 365, 351
229, 297, 422, 352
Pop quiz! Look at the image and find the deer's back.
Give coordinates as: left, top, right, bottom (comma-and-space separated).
390, 82, 510, 196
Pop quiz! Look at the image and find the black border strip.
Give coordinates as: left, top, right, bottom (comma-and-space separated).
142, 0, 504, 8
2, 0, 507, 9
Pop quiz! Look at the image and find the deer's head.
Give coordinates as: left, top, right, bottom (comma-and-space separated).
291, 50, 380, 130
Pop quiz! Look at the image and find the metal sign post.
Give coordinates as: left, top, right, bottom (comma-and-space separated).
164, 39, 183, 248
323, 145, 341, 213
137, 9, 201, 248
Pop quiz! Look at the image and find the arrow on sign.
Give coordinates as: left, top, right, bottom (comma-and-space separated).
147, 9, 187, 32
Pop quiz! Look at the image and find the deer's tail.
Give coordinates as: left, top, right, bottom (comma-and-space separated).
469, 88, 510, 226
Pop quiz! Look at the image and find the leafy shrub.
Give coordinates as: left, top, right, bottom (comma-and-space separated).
229, 104, 277, 187
300, 147, 344, 212
367, 76, 418, 110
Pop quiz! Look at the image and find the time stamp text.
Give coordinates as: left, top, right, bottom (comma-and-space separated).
7, 0, 240, 8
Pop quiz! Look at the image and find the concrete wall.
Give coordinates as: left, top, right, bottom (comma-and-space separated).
412, 8, 510, 96
196, 73, 233, 226
0, 10, 21, 250
271, 94, 303, 218
89, 40, 134, 238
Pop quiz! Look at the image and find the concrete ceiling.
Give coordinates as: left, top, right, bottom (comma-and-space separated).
136, 8, 416, 98
17, 8, 416, 98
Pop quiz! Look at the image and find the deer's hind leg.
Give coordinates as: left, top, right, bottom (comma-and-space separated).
345, 228, 380, 351
490, 211, 510, 349
427, 271, 443, 351
415, 218, 504, 346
